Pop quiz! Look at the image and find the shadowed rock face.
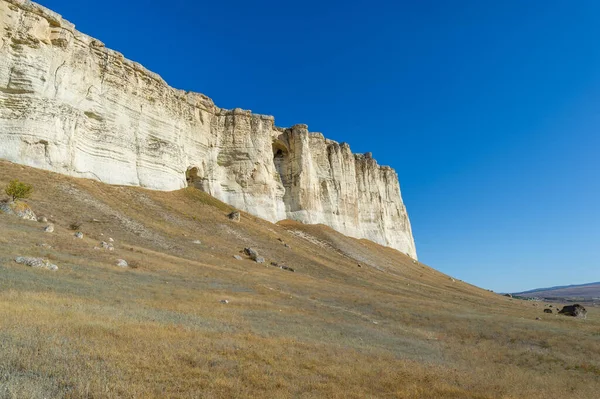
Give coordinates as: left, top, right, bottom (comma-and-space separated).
558, 304, 587, 318
0, 0, 417, 258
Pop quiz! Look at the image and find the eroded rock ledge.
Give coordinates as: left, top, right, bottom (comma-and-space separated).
0, 0, 417, 258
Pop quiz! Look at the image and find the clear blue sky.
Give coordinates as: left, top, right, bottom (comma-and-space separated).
38, 0, 600, 292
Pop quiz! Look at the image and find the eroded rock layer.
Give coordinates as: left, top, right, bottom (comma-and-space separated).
0, 0, 417, 258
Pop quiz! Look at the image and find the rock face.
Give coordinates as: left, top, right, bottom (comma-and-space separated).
0, 200, 36, 220
558, 304, 587, 318
0, 0, 417, 258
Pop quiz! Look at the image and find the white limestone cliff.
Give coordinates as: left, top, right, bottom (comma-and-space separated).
0, 0, 417, 258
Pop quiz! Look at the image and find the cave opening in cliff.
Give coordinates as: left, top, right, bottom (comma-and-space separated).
272, 141, 293, 205
186, 167, 200, 188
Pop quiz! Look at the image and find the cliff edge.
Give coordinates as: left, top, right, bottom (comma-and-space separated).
0, 0, 417, 258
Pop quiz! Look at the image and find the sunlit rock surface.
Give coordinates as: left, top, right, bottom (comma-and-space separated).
0, 0, 417, 258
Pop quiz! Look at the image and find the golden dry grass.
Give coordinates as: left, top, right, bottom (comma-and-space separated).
0, 159, 599, 398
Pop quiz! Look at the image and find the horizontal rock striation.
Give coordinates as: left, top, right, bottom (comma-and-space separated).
0, 0, 417, 258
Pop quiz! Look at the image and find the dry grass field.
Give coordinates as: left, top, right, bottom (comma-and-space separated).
0, 159, 599, 398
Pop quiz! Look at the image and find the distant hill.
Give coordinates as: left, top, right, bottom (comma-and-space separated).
514, 282, 600, 300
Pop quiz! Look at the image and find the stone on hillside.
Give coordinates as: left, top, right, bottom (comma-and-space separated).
281, 265, 295, 272
37, 243, 52, 249
228, 211, 241, 222
558, 304, 587, 318
233, 255, 242, 260
244, 247, 259, 261
74, 232, 84, 239
38, 216, 48, 223
544, 309, 553, 314
15, 256, 58, 271
255, 257, 265, 264
44, 224, 54, 233
116, 259, 128, 268
100, 241, 114, 250
220, 299, 229, 304
0, 200, 37, 221
108, 237, 114, 242
192, 240, 201, 244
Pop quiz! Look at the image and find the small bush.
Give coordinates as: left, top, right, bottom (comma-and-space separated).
69, 221, 83, 231
5, 179, 33, 201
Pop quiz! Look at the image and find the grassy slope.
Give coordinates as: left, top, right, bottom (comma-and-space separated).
0, 159, 599, 399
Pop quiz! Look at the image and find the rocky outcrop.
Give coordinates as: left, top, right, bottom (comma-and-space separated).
0, 200, 37, 220
0, 0, 417, 258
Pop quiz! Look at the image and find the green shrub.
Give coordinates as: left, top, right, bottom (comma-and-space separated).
5, 179, 33, 201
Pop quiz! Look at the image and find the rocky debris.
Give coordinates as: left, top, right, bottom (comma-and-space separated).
284, 243, 291, 248
74, 232, 84, 239
220, 299, 229, 304
37, 243, 52, 249
244, 247, 265, 263
558, 304, 587, 318
535, 317, 542, 321
108, 237, 114, 242
227, 211, 241, 222
15, 256, 58, 271
270, 262, 294, 272
0, 200, 37, 221
450, 278, 456, 282
116, 259, 128, 268
357, 264, 362, 268
233, 255, 243, 260
544, 309, 553, 314
44, 224, 55, 233
504, 294, 512, 298
37, 216, 48, 223
99, 241, 114, 251
192, 240, 202, 244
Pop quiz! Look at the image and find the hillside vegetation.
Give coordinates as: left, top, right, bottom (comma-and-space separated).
0, 160, 599, 399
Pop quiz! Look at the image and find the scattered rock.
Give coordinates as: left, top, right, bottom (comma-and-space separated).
192, 240, 201, 244
233, 255, 243, 260
270, 262, 279, 267
544, 309, 553, 314
244, 247, 264, 262
74, 232, 84, 239
108, 237, 114, 242
37, 216, 48, 223
15, 256, 58, 271
37, 243, 52, 249
116, 259, 128, 268
220, 299, 229, 304
227, 211, 240, 222
450, 278, 456, 282
558, 304, 587, 318
284, 243, 291, 248
504, 294, 512, 298
281, 265, 295, 272
535, 317, 542, 320
44, 224, 54, 233
100, 241, 114, 251
0, 200, 37, 221
357, 264, 362, 268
